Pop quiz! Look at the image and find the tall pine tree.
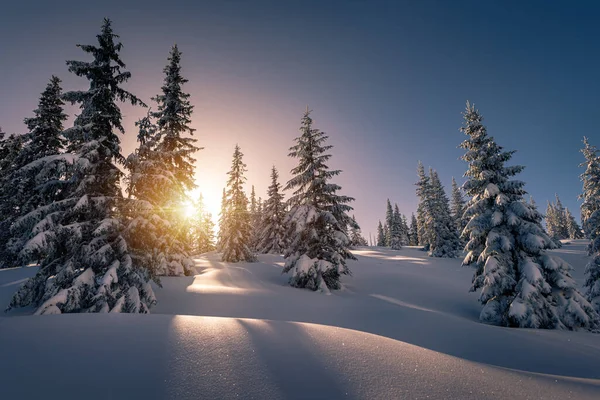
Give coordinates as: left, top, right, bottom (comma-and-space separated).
450, 177, 467, 238
10, 19, 156, 314
6, 76, 69, 267
220, 145, 255, 262
427, 169, 461, 257
580, 137, 600, 314
257, 166, 287, 254
376, 220, 386, 246
460, 102, 597, 329
282, 109, 355, 292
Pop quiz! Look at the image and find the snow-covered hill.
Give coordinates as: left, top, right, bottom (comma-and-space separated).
1, 240, 599, 399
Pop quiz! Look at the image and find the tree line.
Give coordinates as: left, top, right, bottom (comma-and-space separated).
0, 19, 599, 331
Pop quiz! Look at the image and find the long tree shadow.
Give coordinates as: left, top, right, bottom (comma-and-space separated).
237, 319, 356, 400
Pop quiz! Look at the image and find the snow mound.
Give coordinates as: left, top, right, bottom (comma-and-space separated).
1, 314, 599, 400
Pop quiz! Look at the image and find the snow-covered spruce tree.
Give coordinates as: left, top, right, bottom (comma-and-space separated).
427, 169, 462, 258
389, 205, 402, 250
415, 161, 433, 250
580, 137, 600, 313
216, 187, 227, 252
9, 19, 156, 314
282, 109, 355, 292
257, 166, 287, 254
248, 185, 262, 251
349, 215, 368, 247
408, 213, 419, 246
584, 209, 600, 314
376, 220, 386, 246
545, 202, 559, 239
190, 194, 215, 254
124, 112, 194, 277
460, 102, 598, 329
220, 145, 256, 262
384, 199, 394, 247
148, 44, 200, 272
553, 194, 570, 240
450, 177, 467, 237
5, 76, 69, 267
565, 208, 583, 240
0, 133, 25, 268
400, 213, 410, 246
580, 137, 600, 240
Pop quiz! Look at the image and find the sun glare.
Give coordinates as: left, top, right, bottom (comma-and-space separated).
184, 187, 221, 225
181, 200, 197, 219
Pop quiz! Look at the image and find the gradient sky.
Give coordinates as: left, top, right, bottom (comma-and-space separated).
1, 0, 599, 238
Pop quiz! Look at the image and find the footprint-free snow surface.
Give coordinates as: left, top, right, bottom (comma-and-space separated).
1, 240, 600, 399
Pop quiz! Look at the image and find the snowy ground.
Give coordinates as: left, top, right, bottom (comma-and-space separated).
1, 240, 600, 399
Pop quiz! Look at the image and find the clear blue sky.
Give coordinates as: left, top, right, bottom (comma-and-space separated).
1, 0, 599, 238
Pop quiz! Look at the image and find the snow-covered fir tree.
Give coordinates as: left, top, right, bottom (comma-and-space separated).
0, 133, 24, 268
349, 215, 368, 247
124, 112, 194, 277
248, 185, 262, 251
384, 199, 394, 247
427, 169, 462, 257
376, 220, 386, 246
257, 166, 287, 254
282, 109, 355, 292
5, 76, 69, 268
579, 137, 600, 240
9, 19, 156, 314
400, 213, 410, 246
408, 213, 419, 246
553, 194, 570, 240
565, 208, 583, 240
217, 187, 227, 252
389, 204, 402, 250
580, 137, 600, 314
415, 161, 433, 250
450, 177, 467, 237
148, 44, 200, 272
460, 102, 598, 329
220, 145, 256, 262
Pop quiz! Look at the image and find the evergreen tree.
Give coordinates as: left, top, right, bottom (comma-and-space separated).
565, 208, 583, 240
349, 215, 368, 247
545, 201, 558, 239
376, 220, 386, 246
580, 137, 600, 240
188, 193, 215, 254
450, 177, 467, 238
384, 199, 394, 247
220, 145, 255, 262
9, 19, 156, 314
0, 133, 25, 268
217, 187, 227, 252
580, 137, 600, 313
6, 76, 69, 267
408, 213, 419, 246
553, 194, 570, 240
427, 169, 462, 257
283, 109, 355, 292
400, 213, 410, 245
415, 161, 433, 250
460, 102, 597, 329
248, 185, 262, 251
124, 112, 194, 277
257, 166, 287, 254
389, 205, 402, 250
149, 44, 200, 268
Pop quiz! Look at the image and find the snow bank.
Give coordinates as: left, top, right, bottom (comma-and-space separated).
1, 314, 599, 400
